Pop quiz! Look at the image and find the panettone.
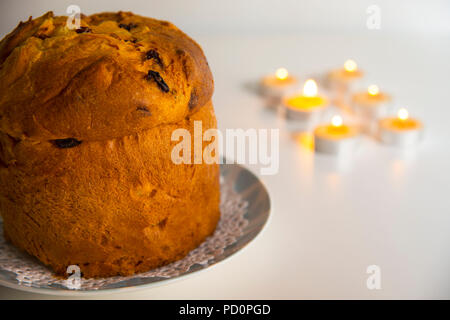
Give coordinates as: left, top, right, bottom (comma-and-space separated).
0, 11, 220, 278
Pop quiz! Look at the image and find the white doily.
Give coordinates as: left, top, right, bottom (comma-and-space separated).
0, 183, 248, 291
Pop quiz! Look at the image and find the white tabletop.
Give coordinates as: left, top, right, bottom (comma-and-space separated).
1, 1, 450, 299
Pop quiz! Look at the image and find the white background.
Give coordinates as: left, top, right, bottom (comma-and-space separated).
0, 0, 450, 299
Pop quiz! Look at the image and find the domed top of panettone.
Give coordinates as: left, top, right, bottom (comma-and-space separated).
0, 11, 213, 141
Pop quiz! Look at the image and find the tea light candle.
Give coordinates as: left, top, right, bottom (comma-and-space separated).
352, 85, 392, 118
328, 59, 364, 84
327, 60, 364, 107
379, 108, 423, 146
282, 79, 328, 122
260, 68, 298, 99
314, 115, 360, 154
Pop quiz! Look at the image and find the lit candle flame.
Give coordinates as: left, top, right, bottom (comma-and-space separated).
344, 59, 357, 72
275, 68, 289, 80
303, 79, 318, 97
331, 115, 343, 127
398, 108, 409, 121
368, 85, 379, 96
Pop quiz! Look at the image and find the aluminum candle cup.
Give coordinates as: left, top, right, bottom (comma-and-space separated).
328, 59, 364, 89
379, 108, 423, 147
260, 68, 298, 103
282, 79, 328, 123
314, 115, 360, 154
352, 85, 391, 117
352, 85, 392, 134
327, 59, 364, 107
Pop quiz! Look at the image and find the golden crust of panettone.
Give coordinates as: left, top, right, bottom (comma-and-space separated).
0, 12, 219, 278
0, 101, 220, 278
0, 11, 214, 141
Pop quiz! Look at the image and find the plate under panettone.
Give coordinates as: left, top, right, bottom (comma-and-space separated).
0, 163, 270, 295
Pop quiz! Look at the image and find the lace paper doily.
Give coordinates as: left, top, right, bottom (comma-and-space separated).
0, 183, 248, 291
